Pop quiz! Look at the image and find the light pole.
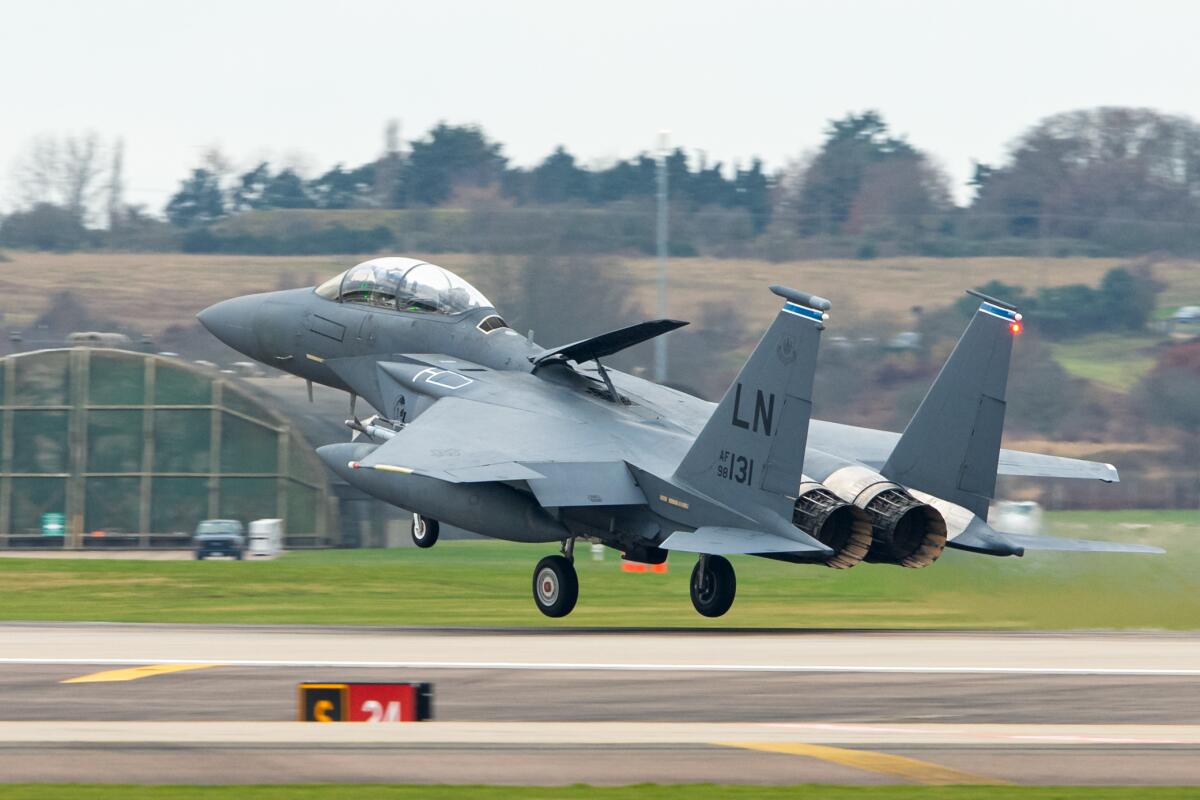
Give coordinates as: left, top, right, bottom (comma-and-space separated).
654, 130, 670, 383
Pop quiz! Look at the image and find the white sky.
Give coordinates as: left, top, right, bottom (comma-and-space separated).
3, 0, 1198, 213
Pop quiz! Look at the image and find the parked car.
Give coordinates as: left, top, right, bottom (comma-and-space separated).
193, 519, 246, 560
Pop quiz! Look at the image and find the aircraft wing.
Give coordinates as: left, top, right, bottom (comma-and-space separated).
661, 527, 829, 556
357, 397, 645, 506
808, 421, 1119, 482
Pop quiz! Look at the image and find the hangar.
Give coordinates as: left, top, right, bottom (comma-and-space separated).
0, 348, 336, 548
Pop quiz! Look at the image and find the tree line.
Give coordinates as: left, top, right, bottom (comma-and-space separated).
159, 123, 771, 233
6, 106, 1200, 257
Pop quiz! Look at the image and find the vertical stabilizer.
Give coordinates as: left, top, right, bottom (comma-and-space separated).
675, 286, 828, 519
881, 294, 1022, 518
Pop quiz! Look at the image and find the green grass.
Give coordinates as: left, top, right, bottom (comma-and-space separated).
1050, 333, 1162, 392
1, 787, 1198, 800
0, 511, 1195, 630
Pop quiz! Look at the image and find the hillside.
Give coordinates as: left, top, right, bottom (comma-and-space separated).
2, 251, 1197, 338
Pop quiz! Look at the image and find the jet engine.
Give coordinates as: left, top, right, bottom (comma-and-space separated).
792, 479, 873, 569
819, 465, 947, 568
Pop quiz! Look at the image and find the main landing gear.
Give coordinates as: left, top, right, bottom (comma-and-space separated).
690, 555, 736, 617
411, 513, 439, 548
528, 541, 736, 619
533, 539, 578, 618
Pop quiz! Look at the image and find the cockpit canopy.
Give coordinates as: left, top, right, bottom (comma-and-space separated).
315, 257, 493, 315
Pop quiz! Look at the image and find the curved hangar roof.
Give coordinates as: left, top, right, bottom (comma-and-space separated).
315, 258, 493, 315
0, 348, 334, 545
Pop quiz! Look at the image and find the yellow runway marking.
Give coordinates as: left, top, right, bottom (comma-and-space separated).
61, 664, 220, 683
718, 741, 1010, 785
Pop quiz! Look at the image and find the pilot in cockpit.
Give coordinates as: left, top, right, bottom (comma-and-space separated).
317, 257, 493, 317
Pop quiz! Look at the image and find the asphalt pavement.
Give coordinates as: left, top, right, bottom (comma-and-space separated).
0, 623, 1196, 785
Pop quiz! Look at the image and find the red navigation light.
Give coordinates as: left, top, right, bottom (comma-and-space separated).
1010, 322, 1023, 335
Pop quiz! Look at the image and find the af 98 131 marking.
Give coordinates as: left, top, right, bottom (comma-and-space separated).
717, 449, 754, 485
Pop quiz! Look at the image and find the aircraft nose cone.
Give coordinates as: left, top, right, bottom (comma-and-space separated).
197, 295, 262, 357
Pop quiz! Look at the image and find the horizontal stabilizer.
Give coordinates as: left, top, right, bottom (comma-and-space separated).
533, 319, 688, 366
996, 451, 1119, 482
808, 421, 1121, 483
661, 526, 831, 556
948, 517, 1163, 556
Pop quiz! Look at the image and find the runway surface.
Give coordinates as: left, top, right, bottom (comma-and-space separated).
1, 623, 1198, 785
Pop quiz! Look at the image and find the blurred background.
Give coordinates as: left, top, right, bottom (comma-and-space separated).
0, 0, 1196, 549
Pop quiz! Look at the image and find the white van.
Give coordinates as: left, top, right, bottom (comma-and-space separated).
990, 501, 1043, 536
247, 519, 284, 559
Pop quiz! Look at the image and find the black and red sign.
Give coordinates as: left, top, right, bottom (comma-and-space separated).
298, 682, 433, 722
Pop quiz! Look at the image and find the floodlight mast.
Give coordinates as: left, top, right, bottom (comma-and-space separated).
654, 130, 670, 383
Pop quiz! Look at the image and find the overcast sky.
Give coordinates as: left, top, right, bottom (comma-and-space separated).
3, 0, 1198, 213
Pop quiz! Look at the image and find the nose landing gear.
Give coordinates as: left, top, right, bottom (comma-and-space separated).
690, 555, 736, 617
411, 513, 439, 548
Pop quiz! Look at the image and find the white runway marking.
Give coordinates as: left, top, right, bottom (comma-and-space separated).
0, 720, 1197, 747
4, 657, 1200, 676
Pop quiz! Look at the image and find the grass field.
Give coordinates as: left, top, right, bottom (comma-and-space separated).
1049, 333, 1162, 392
2, 786, 1199, 800
3, 250, 1199, 338
0, 511, 1194, 629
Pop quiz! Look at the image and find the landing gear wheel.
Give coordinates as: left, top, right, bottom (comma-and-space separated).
532, 555, 578, 618
690, 555, 736, 617
411, 514, 439, 548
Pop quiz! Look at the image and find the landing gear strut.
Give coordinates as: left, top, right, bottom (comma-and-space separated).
411, 513, 439, 548
690, 555, 736, 617
532, 539, 579, 618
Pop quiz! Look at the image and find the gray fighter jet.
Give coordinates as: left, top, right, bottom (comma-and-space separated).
199, 257, 1161, 618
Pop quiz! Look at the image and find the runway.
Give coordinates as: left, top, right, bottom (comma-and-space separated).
1, 623, 1198, 785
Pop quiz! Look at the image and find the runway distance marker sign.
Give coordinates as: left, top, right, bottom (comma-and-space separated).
298, 682, 433, 722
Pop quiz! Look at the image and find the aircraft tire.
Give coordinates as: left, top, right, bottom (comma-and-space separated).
690, 555, 736, 617
532, 555, 578, 617
411, 514, 440, 548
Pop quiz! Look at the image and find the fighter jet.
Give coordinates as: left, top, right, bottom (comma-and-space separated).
199, 257, 1161, 618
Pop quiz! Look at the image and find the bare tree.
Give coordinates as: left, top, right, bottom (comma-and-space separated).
62, 132, 103, 222
11, 135, 63, 207
969, 107, 1200, 248
9, 132, 131, 229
